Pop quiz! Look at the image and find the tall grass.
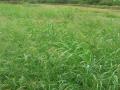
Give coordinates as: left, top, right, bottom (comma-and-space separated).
0, 4, 120, 90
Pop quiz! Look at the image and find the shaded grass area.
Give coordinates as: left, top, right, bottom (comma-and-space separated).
0, 4, 120, 90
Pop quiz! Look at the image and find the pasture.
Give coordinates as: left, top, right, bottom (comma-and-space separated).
0, 4, 120, 90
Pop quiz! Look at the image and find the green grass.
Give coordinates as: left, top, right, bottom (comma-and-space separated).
0, 4, 120, 90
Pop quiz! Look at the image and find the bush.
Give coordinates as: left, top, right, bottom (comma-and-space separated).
0, 0, 120, 5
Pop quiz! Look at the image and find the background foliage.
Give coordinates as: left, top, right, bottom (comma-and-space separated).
0, 0, 120, 5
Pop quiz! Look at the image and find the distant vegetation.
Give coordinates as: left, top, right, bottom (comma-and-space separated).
1, 0, 120, 5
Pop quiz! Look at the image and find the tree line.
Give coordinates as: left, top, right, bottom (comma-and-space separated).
1, 0, 120, 5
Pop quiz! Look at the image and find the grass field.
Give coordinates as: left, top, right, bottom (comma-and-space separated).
0, 4, 120, 90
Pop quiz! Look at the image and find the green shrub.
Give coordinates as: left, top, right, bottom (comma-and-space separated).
0, 0, 120, 5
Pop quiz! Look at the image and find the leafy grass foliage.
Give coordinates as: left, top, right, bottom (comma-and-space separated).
0, 4, 120, 90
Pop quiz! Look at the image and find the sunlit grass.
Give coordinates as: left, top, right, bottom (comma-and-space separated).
0, 4, 120, 90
